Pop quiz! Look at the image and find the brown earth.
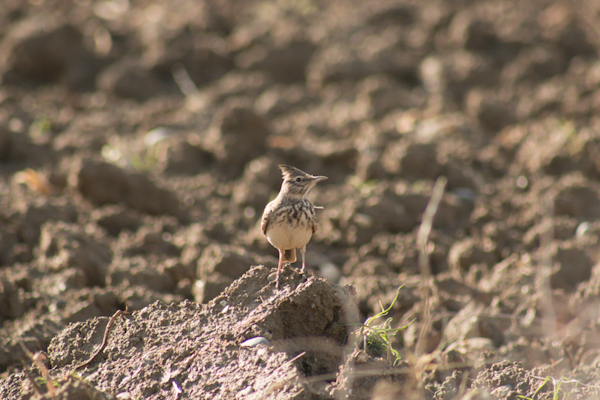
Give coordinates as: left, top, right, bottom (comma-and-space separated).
2, 0, 600, 399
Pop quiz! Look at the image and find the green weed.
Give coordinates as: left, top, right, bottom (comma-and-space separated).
360, 286, 413, 366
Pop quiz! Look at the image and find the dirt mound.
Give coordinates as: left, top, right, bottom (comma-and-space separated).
39, 267, 356, 399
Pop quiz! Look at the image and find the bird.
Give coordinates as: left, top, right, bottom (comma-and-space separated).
261, 165, 327, 288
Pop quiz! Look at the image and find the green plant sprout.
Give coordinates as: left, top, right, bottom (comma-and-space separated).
29, 116, 51, 140
360, 286, 413, 366
517, 376, 564, 400
34, 376, 60, 388
101, 143, 162, 172
129, 144, 160, 172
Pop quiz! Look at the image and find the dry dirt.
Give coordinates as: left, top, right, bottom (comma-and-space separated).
2, 0, 600, 399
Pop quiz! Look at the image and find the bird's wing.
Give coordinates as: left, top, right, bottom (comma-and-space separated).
311, 204, 321, 234
261, 203, 273, 235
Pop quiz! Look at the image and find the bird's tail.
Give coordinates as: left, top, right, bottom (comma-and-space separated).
282, 248, 296, 263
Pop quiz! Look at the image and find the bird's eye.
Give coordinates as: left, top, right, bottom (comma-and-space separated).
295, 177, 302, 182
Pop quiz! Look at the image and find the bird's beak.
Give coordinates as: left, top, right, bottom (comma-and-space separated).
312, 175, 328, 183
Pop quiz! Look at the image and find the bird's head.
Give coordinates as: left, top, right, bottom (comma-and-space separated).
278, 165, 327, 198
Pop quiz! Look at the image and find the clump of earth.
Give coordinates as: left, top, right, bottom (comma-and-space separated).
1, 0, 600, 399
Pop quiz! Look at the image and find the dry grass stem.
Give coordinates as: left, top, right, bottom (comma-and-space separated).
415, 176, 447, 357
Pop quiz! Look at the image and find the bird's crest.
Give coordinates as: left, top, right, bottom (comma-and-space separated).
278, 164, 309, 179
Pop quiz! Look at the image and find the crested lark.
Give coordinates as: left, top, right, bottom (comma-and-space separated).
261, 165, 327, 288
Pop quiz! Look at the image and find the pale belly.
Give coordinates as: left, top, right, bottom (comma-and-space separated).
266, 223, 313, 250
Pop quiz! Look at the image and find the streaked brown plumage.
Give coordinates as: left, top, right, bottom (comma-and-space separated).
261, 165, 327, 288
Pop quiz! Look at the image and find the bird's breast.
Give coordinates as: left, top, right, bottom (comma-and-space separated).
266, 222, 313, 250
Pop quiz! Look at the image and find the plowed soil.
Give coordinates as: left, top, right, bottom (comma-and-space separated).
2, 0, 600, 399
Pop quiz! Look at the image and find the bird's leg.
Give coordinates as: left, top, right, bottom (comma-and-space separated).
299, 246, 307, 274
276, 250, 284, 289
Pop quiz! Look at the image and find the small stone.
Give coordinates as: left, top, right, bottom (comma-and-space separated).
240, 337, 269, 347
